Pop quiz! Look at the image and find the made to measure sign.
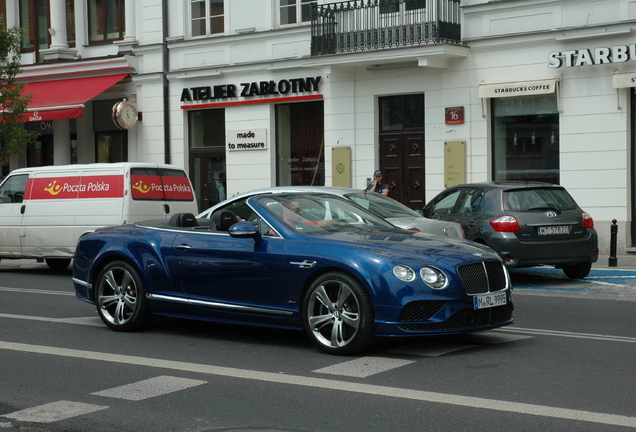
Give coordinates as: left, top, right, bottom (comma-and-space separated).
227, 129, 267, 151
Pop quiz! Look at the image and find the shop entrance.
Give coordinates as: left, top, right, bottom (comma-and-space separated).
631, 89, 636, 246
189, 149, 226, 213
188, 109, 226, 213
378, 94, 425, 210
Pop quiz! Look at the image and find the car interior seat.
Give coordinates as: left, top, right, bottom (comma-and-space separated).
169, 212, 197, 227
212, 210, 237, 231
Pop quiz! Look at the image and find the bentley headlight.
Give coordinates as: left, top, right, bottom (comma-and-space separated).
420, 266, 448, 289
393, 265, 416, 282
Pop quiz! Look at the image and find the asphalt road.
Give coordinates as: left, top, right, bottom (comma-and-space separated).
0, 260, 635, 432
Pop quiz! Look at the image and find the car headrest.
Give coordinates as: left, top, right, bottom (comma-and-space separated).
169, 212, 197, 227
213, 210, 236, 231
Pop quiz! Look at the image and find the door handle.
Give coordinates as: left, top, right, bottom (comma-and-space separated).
175, 244, 192, 251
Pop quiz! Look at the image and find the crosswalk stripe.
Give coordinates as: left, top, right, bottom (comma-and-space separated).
91, 375, 207, 401
389, 342, 478, 357
2, 401, 107, 423
313, 357, 415, 378
0, 313, 103, 327
388, 331, 533, 357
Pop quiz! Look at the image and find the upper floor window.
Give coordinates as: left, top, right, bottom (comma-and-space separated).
0, 2, 6, 27
191, 0, 224, 37
19, 0, 75, 62
380, 0, 426, 15
88, 0, 125, 43
20, 0, 50, 53
66, 0, 75, 45
279, 0, 315, 26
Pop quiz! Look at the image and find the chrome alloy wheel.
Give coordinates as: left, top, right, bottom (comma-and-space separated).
304, 271, 375, 355
307, 281, 361, 349
98, 265, 138, 326
95, 261, 151, 332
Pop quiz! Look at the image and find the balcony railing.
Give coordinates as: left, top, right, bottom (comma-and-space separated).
311, 0, 462, 56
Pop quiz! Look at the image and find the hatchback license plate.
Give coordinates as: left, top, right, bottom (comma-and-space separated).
473, 292, 507, 310
538, 225, 570, 236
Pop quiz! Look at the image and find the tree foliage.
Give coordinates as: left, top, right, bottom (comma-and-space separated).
0, 15, 38, 162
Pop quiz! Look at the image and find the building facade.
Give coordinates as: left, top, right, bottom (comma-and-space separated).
3, 0, 636, 263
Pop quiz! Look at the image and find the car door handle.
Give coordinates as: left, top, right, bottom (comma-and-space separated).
175, 244, 192, 251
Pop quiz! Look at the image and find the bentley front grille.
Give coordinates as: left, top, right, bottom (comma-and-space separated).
458, 261, 508, 295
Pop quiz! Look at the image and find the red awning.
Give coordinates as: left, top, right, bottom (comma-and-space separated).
17, 73, 130, 122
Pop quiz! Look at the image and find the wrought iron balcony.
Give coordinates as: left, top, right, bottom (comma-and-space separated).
311, 0, 462, 56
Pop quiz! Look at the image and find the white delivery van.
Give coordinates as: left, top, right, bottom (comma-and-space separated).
0, 162, 199, 270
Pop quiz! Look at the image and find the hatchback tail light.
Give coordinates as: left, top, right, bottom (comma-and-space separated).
582, 212, 594, 228
490, 215, 520, 232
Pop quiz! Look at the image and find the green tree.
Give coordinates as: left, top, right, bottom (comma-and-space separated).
0, 15, 38, 162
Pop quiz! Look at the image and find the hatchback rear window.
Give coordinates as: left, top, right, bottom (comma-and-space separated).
504, 188, 577, 212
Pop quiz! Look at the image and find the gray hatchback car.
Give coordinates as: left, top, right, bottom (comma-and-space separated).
423, 182, 598, 279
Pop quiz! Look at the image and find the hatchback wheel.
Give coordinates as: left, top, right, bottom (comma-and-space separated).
562, 262, 592, 279
302, 272, 375, 355
95, 261, 151, 331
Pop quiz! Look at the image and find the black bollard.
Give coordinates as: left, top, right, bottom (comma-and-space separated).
609, 219, 618, 267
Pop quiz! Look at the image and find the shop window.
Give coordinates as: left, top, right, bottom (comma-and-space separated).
88, 0, 125, 43
279, 0, 315, 26
191, 0, 224, 37
492, 95, 559, 184
276, 101, 324, 186
27, 137, 54, 167
95, 132, 127, 163
189, 109, 225, 148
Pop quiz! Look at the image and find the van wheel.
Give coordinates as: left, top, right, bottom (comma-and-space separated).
95, 261, 151, 332
45, 258, 71, 271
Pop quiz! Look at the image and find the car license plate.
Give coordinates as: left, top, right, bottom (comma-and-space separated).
473, 292, 507, 310
537, 225, 570, 236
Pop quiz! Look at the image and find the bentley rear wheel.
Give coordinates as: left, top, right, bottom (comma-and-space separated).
95, 261, 151, 331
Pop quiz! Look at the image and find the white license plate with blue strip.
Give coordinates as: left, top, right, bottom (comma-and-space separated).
473, 292, 507, 310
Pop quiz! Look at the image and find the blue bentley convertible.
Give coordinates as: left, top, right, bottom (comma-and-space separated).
73, 192, 513, 355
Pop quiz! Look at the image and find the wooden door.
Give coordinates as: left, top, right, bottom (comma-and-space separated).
379, 131, 425, 210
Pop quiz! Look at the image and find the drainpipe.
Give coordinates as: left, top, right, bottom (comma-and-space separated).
162, 0, 171, 164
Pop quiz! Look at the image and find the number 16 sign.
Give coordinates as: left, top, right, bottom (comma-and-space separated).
445, 106, 464, 124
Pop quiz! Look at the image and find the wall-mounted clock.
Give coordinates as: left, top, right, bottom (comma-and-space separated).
112, 99, 138, 129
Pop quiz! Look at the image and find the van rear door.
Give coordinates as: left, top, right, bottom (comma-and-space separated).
127, 166, 197, 223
